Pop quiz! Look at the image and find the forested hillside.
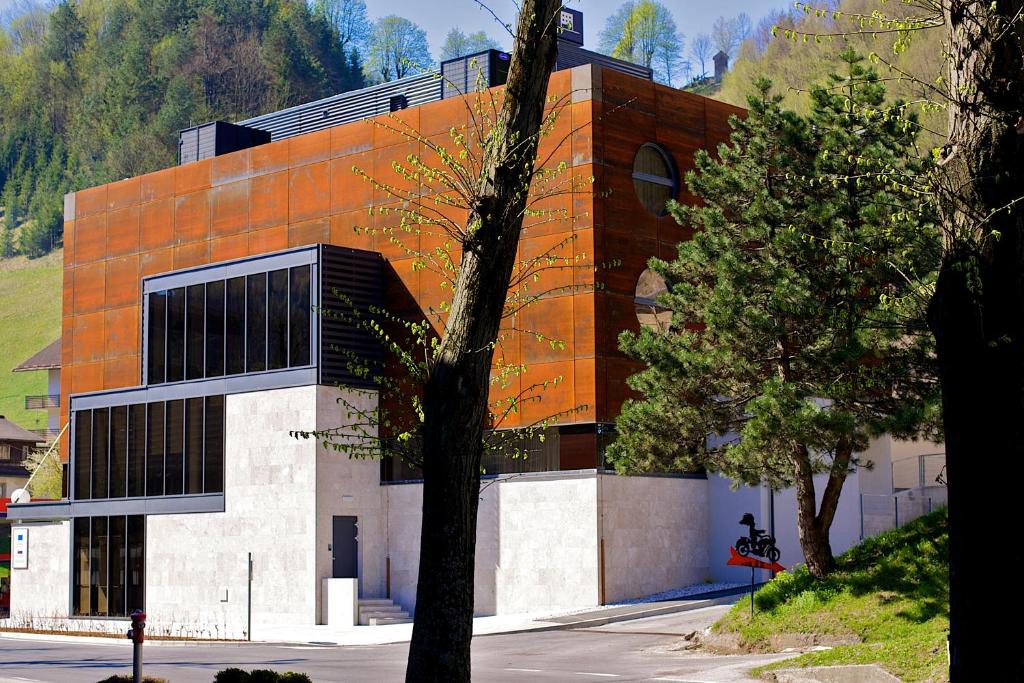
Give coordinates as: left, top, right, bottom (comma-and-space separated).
717, 0, 945, 148
0, 0, 365, 258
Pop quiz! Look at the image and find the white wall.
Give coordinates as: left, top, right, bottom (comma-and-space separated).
8, 521, 70, 623
600, 474, 708, 602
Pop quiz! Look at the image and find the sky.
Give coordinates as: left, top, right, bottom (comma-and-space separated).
0, 0, 790, 58
382, 0, 789, 56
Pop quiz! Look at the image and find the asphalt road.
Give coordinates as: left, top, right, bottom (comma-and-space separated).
0, 605, 795, 683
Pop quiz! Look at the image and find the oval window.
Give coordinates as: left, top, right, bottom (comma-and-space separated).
632, 144, 677, 216
634, 268, 672, 331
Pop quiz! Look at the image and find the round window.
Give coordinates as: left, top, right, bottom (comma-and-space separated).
632, 144, 677, 216
634, 268, 672, 331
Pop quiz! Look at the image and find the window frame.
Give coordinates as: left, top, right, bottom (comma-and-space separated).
631, 143, 679, 217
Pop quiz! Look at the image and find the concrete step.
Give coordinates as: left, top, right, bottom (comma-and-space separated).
360, 604, 404, 614
368, 616, 413, 626
358, 599, 395, 607
359, 610, 411, 625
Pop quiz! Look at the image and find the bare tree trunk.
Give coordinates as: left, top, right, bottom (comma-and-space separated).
928, 3, 1024, 680
404, 2, 560, 681
790, 442, 851, 579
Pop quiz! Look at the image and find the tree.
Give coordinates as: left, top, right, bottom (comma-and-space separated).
769, 1, 1024, 674
608, 57, 940, 578
439, 27, 501, 60
689, 32, 712, 79
597, 0, 683, 85
711, 12, 751, 60
363, 15, 431, 83
312, 0, 369, 53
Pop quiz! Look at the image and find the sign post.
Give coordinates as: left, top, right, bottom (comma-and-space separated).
727, 513, 785, 618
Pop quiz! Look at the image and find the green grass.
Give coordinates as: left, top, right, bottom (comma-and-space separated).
715, 508, 949, 682
0, 251, 62, 430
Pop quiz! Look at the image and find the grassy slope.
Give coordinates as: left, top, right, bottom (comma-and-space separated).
0, 251, 62, 430
714, 509, 949, 682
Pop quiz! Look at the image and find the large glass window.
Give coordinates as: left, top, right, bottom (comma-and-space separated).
72, 515, 145, 618
165, 400, 184, 496
632, 143, 677, 216
165, 287, 185, 383
290, 266, 311, 367
146, 266, 314, 386
109, 406, 127, 498
147, 292, 166, 385
73, 397, 225, 501
205, 280, 225, 377
267, 269, 289, 370
127, 404, 145, 497
186, 284, 205, 380
246, 273, 267, 372
145, 402, 164, 497
225, 276, 246, 375
91, 408, 109, 500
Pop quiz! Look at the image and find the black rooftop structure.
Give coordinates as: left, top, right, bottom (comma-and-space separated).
185, 10, 652, 156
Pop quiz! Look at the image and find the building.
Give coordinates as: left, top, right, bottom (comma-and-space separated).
12, 340, 63, 443
3, 22, 944, 637
0, 416, 41, 617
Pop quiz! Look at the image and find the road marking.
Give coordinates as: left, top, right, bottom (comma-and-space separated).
504, 668, 544, 673
573, 674, 620, 678
651, 678, 717, 682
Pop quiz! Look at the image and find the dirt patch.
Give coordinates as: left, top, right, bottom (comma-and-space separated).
698, 630, 860, 655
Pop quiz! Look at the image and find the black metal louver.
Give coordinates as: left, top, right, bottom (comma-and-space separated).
318, 245, 384, 389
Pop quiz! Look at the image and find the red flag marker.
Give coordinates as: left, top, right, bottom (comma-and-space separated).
727, 546, 785, 573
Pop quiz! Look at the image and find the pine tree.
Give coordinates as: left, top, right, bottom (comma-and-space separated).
608, 50, 941, 577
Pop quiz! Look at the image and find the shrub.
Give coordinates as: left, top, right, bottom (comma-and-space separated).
212, 669, 312, 683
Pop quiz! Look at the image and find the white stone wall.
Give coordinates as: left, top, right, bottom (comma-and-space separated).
8, 521, 70, 624
145, 385, 321, 638
599, 474, 709, 602
314, 385, 385, 622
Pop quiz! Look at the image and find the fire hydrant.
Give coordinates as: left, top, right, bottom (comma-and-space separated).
126, 609, 146, 683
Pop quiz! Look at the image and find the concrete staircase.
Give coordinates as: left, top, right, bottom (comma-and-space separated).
358, 598, 412, 626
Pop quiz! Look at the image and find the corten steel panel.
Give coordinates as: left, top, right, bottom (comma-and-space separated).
289, 128, 332, 167
104, 354, 138, 389
107, 177, 141, 211
250, 171, 288, 229
104, 305, 139, 360
520, 359, 575, 426
61, 66, 734, 441
140, 198, 174, 251
289, 161, 331, 223
372, 107, 420, 149
212, 181, 250, 237
212, 148, 251, 187
174, 190, 212, 243
106, 206, 140, 257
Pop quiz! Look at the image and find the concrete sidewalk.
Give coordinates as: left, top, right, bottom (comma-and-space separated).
0, 586, 747, 648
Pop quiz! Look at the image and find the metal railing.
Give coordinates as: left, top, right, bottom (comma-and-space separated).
892, 452, 946, 490
24, 394, 60, 410
31, 427, 61, 440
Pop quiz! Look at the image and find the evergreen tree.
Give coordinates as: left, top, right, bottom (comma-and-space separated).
608, 51, 941, 577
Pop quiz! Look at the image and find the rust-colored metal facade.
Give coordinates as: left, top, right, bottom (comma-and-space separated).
60, 66, 742, 463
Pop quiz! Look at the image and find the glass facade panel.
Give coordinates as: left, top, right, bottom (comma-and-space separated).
185, 397, 204, 494
225, 276, 246, 375
146, 263, 316, 385
205, 279, 225, 378
164, 399, 184, 496
246, 273, 267, 372
267, 268, 289, 370
128, 404, 146, 497
72, 515, 144, 618
166, 287, 185, 383
91, 408, 109, 500
203, 395, 224, 493
147, 292, 166, 385
108, 516, 126, 617
73, 396, 225, 501
90, 516, 108, 616
290, 266, 311, 367
127, 515, 145, 612
73, 517, 90, 615
186, 284, 205, 380
146, 402, 164, 497
74, 410, 92, 500
109, 406, 127, 498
